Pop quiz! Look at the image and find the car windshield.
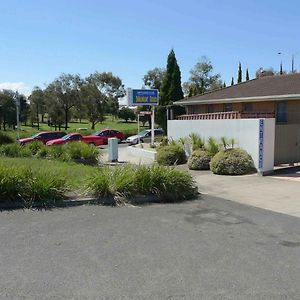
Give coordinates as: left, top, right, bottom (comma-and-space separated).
62, 135, 71, 140
137, 130, 149, 136
94, 131, 103, 136
31, 133, 41, 139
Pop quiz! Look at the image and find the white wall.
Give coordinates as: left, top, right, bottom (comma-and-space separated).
168, 118, 275, 174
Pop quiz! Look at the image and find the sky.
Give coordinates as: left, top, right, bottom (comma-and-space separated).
0, 0, 300, 97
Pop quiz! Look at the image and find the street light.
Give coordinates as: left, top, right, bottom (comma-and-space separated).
278, 51, 299, 73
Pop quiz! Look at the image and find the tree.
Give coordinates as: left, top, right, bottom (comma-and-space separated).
223, 82, 226, 88
80, 82, 108, 129
255, 68, 275, 78
19, 94, 29, 126
0, 90, 16, 130
231, 77, 234, 86
237, 62, 242, 83
143, 67, 166, 90
118, 107, 136, 122
280, 63, 283, 75
46, 73, 83, 130
183, 56, 221, 96
29, 87, 45, 130
246, 68, 250, 81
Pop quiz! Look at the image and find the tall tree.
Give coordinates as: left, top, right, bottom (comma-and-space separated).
46, 73, 82, 130
237, 62, 242, 83
143, 67, 166, 90
80, 82, 107, 129
223, 82, 226, 88
157, 49, 184, 131
29, 87, 45, 130
183, 56, 221, 96
246, 68, 250, 81
0, 90, 16, 130
231, 77, 234, 86
280, 63, 283, 75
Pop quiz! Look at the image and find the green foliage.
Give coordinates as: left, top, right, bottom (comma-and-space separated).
189, 133, 205, 151
246, 68, 250, 80
220, 137, 236, 150
0, 131, 14, 145
231, 77, 234, 86
0, 165, 67, 207
188, 150, 211, 170
237, 62, 242, 83
118, 107, 136, 122
62, 142, 99, 161
156, 144, 187, 166
143, 67, 166, 90
210, 148, 255, 175
26, 141, 45, 155
206, 137, 220, 156
86, 165, 197, 203
183, 56, 222, 96
0, 143, 31, 157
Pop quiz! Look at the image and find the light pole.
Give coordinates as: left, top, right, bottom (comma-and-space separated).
14, 91, 20, 141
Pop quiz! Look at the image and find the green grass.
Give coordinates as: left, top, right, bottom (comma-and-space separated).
2, 115, 147, 140
0, 157, 97, 190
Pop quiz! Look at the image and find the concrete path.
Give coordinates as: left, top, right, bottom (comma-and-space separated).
103, 144, 300, 218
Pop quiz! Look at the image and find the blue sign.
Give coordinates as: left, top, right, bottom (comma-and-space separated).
130, 89, 159, 106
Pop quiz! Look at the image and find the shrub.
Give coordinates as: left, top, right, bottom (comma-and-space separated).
0, 165, 67, 207
0, 132, 14, 145
62, 142, 99, 161
188, 150, 211, 170
86, 164, 197, 203
156, 144, 187, 165
0, 143, 31, 157
206, 137, 220, 156
210, 148, 255, 175
26, 141, 45, 155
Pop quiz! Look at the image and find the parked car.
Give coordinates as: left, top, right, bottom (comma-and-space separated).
19, 131, 67, 145
93, 129, 124, 144
126, 129, 164, 145
46, 133, 105, 146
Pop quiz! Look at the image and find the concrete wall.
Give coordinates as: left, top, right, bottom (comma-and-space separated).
168, 118, 275, 174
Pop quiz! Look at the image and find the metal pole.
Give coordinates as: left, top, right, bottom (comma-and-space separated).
151, 106, 155, 145
137, 114, 140, 144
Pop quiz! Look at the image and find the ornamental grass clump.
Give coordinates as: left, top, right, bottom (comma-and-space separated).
62, 142, 99, 161
0, 132, 14, 145
0, 143, 31, 157
0, 165, 67, 207
86, 164, 198, 204
210, 148, 255, 175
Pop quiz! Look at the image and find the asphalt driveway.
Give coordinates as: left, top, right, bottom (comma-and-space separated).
1, 196, 300, 299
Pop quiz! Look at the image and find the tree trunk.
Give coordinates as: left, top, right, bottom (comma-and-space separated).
41, 114, 44, 123
91, 121, 95, 130
64, 108, 68, 130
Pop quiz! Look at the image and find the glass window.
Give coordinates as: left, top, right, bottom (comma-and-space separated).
242, 103, 253, 112
207, 104, 214, 113
224, 103, 233, 112
276, 102, 287, 123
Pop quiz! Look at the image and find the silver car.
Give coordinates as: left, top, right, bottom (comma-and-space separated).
126, 129, 164, 145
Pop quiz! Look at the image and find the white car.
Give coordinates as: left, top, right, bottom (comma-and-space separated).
126, 129, 164, 145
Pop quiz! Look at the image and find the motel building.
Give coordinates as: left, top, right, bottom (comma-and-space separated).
167, 72, 300, 175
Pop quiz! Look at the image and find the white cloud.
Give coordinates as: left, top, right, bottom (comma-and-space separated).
0, 82, 32, 96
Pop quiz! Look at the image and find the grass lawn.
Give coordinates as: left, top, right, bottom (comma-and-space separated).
0, 157, 97, 191
1, 115, 149, 140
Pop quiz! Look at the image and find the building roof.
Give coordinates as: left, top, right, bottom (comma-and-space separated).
176, 73, 300, 105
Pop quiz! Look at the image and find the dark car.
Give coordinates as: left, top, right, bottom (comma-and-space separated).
93, 129, 124, 144
19, 131, 67, 145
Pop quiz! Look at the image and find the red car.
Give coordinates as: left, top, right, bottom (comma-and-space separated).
93, 129, 124, 144
46, 133, 105, 146
19, 131, 67, 145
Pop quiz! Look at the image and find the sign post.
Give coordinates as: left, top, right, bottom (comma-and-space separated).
127, 89, 159, 145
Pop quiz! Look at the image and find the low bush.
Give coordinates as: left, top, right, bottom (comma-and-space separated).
0, 132, 14, 145
86, 164, 197, 203
62, 142, 99, 161
210, 148, 255, 175
0, 143, 31, 157
0, 165, 67, 207
188, 150, 211, 170
25, 141, 45, 155
156, 144, 187, 166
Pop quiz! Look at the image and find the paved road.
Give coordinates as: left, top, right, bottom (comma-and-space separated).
1, 196, 300, 299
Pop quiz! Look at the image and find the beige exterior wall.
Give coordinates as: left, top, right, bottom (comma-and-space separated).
287, 100, 300, 124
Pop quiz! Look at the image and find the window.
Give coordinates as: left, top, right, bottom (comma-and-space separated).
224, 103, 233, 112
242, 103, 253, 112
276, 102, 287, 123
207, 104, 214, 113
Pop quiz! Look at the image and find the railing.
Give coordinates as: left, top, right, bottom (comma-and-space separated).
176, 111, 275, 120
